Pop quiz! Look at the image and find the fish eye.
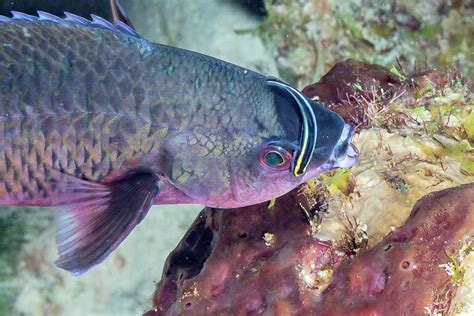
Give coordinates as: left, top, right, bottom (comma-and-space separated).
265, 151, 284, 166
258, 145, 292, 171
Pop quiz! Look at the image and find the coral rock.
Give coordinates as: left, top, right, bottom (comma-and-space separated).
314, 183, 474, 315
302, 59, 404, 128
147, 184, 474, 315
149, 186, 347, 315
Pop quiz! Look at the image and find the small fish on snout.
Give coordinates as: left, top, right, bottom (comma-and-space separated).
0, 11, 359, 275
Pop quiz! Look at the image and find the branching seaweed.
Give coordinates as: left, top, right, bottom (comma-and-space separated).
337, 214, 369, 256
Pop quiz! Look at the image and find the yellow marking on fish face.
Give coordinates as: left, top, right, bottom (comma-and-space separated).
293, 152, 306, 176
293, 110, 310, 176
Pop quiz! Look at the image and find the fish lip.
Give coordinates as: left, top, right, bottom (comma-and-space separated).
331, 125, 360, 168
347, 143, 359, 159
301, 124, 359, 181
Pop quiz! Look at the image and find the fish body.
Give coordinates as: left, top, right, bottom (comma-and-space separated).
0, 12, 359, 274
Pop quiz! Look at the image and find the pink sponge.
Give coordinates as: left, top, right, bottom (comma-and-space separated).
147, 183, 473, 315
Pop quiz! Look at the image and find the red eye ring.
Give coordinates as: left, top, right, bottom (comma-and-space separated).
258, 145, 292, 171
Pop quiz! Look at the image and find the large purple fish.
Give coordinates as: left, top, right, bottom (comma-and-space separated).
0, 12, 359, 275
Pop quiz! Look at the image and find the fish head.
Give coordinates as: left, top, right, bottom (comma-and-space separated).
164, 77, 358, 208
206, 79, 359, 207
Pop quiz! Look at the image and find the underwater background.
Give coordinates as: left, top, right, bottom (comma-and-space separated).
0, 0, 472, 315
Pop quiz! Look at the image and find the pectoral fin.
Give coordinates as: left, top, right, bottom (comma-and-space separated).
54, 172, 160, 275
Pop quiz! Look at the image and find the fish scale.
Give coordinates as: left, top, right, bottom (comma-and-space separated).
1, 113, 138, 200
0, 16, 282, 204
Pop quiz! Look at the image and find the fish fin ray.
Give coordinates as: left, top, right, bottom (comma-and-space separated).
37, 11, 63, 23
11, 11, 36, 21
54, 172, 160, 275
110, 0, 136, 31
91, 14, 116, 31
63, 12, 89, 25
0, 11, 141, 38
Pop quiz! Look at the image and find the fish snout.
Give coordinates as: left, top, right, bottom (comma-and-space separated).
332, 125, 360, 168
348, 143, 360, 159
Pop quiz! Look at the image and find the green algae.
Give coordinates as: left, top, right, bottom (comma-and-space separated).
320, 168, 353, 195
463, 111, 474, 139
385, 73, 474, 172
440, 237, 474, 287
414, 138, 474, 172
389, 64, 407, 80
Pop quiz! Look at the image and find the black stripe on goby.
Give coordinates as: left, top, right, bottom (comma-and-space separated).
267, 78, 317, 176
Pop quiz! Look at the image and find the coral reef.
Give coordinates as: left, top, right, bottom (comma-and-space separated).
302, 59, 404, 129
147, 183, 473, 315
149, 185, 346, 314
148, 61, 474, 315
256, 0, 473, 87
316, 183, 474, 316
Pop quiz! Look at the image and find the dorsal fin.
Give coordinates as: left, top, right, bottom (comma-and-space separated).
0, 11, 140, 38
10, 11, 36, 21
110, 0, 135, 30
38, 11, 63, 23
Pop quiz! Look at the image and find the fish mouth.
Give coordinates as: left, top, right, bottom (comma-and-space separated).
331, 125, 360, 168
